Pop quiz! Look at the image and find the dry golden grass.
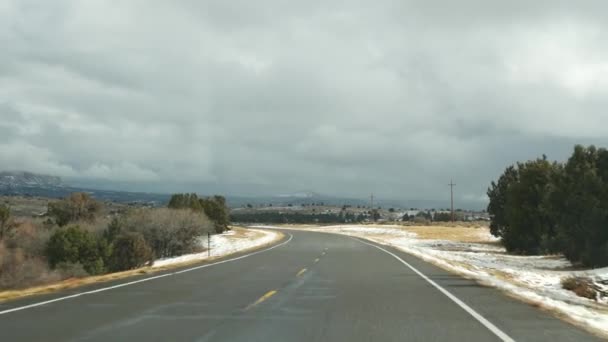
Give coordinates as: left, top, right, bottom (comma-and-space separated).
0, 227, 283, 303
231, 227, 264, 239
0, 268, 156, 302
273, 224, 318, 229
276, 223, 496, 244
394, 220, 490, 228
561, 277, 598, 300
398, 225, 496, 244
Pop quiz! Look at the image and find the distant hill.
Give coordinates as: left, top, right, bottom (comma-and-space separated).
0, 171, 486, 210
275, 191, 320, 198
0, 170, 170, 205
0, 171, 63, 188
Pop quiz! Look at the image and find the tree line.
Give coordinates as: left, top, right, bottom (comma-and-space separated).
487, 145, 608, 267
231, 211, 369, 224
401, 211, 464, 222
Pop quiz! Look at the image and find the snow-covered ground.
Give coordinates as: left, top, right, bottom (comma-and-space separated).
152, 228, 280, 268
258, 224, 608, 335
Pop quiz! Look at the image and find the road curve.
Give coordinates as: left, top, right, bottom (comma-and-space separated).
0, 229, 601, 341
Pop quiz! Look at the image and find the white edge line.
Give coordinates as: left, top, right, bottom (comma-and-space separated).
351, 236, 516, 342
0, 232, 293, 316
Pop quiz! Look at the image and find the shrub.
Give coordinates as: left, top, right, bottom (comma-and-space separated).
0, 219, 66, 289
103, 217, 122, 242
0, 203, 12, 239
201, 195, 230, 234
168, 193, 230, 233
109, 208, 213, 258
48, 193, 102, 227
46, 226, 107, 275
0, 242, 61, 289
55, 262, 89, 278
4, 219, 52, 257
168, 193, 203, 211
433, 212, 453, 222
107, 232, 153, 272
413, 216, 430, 224
561, 276, 598, 300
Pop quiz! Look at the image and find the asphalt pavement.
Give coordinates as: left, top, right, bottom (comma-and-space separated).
0, 229, 602, 341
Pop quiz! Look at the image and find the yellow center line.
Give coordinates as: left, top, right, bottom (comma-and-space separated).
314, 258, 320, 263
244, 290, 277, 311
296, 268, 308, 277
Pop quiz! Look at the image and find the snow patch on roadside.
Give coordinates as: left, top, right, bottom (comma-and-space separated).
152, 229, 279, 268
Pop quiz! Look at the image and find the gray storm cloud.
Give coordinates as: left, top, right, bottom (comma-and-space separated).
1, 1, 608, 202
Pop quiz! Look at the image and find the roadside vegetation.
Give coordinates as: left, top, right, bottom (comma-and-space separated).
487, 144, 608, 268
168, 193, 229, 233
0, 192, 229, 290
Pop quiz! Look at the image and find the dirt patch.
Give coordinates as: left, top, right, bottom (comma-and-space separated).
230, 227, 264, 239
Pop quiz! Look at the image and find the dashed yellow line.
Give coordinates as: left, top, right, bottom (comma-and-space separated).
296, 268, 308, 277
244, 290, 277, 311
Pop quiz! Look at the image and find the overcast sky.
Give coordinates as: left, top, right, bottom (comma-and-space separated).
2, 1, 608, 202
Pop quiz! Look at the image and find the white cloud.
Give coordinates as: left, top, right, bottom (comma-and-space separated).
81, 162, 159, 182
0, 141, 76, 177
1, 1, 608, 201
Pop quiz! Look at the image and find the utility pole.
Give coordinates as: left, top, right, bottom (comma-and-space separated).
449, 180, 456, 222
370, 193, 375, 222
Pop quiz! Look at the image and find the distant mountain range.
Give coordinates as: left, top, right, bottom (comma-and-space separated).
275, 191, 320, 198
0, 171, 169, 205
0, 171, 486, 210
0, 171, 63, 188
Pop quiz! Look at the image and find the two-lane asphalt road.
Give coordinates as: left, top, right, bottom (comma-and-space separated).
0, 229, 601, 341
